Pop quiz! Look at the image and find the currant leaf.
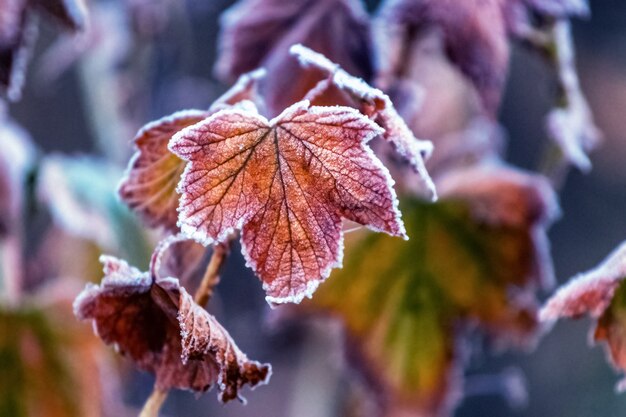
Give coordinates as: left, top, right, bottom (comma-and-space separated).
118, 70, 265, 232
292, 164, 557, 416
74, 255, 271, 401
290, 45, 436, 199
169, 100, 405, 304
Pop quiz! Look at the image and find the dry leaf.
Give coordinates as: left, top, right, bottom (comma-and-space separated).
292, 164, 557, 417
541, 242, 626, 390
169, 100, 405, 304
74, 255, 271, 401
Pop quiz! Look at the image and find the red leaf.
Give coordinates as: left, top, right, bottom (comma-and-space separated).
169, 100, 405, 304
74, 255, 271, 401
118, 70, 265, 232
290, 45, 436, 199
119, 110, 209, 232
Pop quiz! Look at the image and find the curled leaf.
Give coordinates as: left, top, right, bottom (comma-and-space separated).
169, 100, 405, 304
119, 110, 209, 232
74, 255, 271, 401
292, 164, 557, 416
118, 70, 265, 232
543, 21, 600, 172
541, 242, 626, 390
290, 45, 436, 198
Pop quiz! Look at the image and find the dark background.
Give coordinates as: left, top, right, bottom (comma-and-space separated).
7, 0, 626, 416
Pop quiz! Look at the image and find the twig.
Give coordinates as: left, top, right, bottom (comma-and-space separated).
194, 242, 229, 306
138, 387, 168, 417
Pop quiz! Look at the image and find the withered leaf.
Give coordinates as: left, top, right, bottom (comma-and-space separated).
74, 255, 271, 401
215, 0, 373, 117
541, 242, 626, 390
169, 100, 405, 304
118, 70, 265, 232
294, 164, 557, 417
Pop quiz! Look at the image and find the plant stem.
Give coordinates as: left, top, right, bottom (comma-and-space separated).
194, 243, 229, 306
138, 387, 168, 417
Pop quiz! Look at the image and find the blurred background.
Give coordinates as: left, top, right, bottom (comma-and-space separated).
5, 0, 626, 416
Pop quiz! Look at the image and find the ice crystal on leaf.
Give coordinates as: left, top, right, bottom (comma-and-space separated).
74, 255, 271, 402
541, 242, 626, 391
169, 100, 405, 304
118, 70, 265, 233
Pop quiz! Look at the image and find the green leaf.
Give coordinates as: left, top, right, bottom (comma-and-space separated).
301, 165, 557, 416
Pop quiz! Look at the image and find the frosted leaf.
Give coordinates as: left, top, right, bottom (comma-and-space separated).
291, 163, 557, 417
541, 242, 626, 391
169, 100, 405, 304
74, 255, 271, 400
118, 70, 265, 232
290, 44, 436, 199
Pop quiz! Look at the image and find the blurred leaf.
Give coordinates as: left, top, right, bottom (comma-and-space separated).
297, 164, 557, 417
37, 155, 152, 268
0, 291, 116, 417
74, 255, 271, 402
170, 100, 405, 304
0, 0, 88, 100
30, 0, 88, 31
377, 0, 509, 116
541, 241, 626, 391
215, 0, 373, 117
